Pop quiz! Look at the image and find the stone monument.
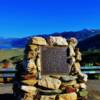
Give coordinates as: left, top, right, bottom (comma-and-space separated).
13, 36, 88, 100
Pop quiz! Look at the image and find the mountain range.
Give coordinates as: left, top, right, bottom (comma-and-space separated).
0, 29, 100, 51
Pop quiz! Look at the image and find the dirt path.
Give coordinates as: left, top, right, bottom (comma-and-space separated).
0, 83, 14, 99
87, 80, 100, 100
0, 83, 13, 94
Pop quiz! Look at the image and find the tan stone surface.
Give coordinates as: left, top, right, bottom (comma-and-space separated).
27, 59, 37, 74
31, 37, 48, 45
73, 62, 81, 72
23, 93, 34, 100
38, 76, 61, 89
48, 36, 68, 46
21, 85, 37, 94
26, 45, 39, 59
21, 79, 37, 86
58, 92, 77, 100
40, 95, 56, 100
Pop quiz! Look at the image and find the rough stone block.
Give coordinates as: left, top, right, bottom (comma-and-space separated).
38, 76, 61, 89
58, 92, 77, 100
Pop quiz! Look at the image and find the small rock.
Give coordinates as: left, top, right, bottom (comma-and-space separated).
58, 92, 77, 100
38, 76, 61, 89
40, 95, 56, 100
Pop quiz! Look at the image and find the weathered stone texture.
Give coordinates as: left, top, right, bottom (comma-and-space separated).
13, 36, 88, 100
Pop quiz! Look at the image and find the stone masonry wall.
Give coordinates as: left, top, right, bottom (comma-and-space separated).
13, 36, 88, 100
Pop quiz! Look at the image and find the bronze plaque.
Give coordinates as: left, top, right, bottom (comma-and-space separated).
41, 46, 71, 75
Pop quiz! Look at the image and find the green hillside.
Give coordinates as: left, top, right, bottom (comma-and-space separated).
0, 49, 24, 62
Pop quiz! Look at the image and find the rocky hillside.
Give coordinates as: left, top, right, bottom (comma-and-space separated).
78, 34, 100, 51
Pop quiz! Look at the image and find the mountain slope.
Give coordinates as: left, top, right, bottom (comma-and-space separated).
0, 29, 100, 49
78, 34, 100, 51
50, 29, 100, 40
10, 29, 100, 48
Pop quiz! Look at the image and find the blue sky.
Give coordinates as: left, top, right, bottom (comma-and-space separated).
0, 0, 100, 38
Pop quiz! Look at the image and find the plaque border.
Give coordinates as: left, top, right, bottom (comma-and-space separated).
40, 46, 69, 75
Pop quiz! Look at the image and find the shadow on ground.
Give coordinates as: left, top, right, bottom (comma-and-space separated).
0, 94, 15, 100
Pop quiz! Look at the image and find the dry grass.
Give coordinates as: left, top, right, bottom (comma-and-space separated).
0, 49, 24, 62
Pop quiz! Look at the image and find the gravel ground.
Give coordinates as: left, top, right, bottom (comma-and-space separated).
0, 80, 100, 100
87, 80, 100, 100
0, 83, 14, 99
